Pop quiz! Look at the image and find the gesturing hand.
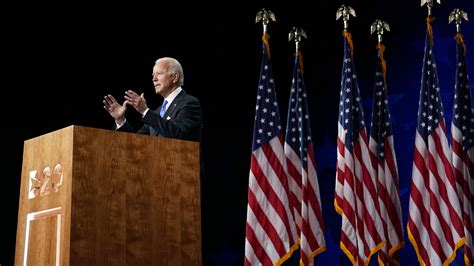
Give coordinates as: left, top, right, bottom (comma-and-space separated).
124, 90, 148, 115
103, 94, 127, 123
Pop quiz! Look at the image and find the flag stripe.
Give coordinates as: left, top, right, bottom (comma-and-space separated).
248, 169, 288, 258
381, 138, 403, 243
252, 149, 294, 247
246, 211, 280, 262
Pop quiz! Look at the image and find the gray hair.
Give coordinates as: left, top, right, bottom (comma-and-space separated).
156, 57, 184, 86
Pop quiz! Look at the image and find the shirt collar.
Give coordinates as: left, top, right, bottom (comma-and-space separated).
164, 87, 182, 107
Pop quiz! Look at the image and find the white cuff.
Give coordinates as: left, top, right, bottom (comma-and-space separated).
115, 119, 126, 129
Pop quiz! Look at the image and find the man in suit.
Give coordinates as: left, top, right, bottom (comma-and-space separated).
103, 57, 202, 142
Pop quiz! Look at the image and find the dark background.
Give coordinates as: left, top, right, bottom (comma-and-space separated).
1, 1, 473, 265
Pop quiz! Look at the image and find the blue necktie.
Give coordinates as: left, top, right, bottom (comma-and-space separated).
160, 100, 168, 118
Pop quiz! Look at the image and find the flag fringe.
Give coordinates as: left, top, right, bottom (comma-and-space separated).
465, 254, 472, 266
407, 222, 426, 266
443, 237, 465, 266
377, 241, 404, 266
364, 241, 385, 266
274, 242, 299, 266
388, 241, 404, 258
334, 198, 343, 215
340, 241, 356, 265
299, 246, 327, 266
407, 225, 466, 266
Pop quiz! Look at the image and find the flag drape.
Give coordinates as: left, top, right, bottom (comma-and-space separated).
450, 32, 474, 266
335, 32, 385, 266
284, 53, 326, 265
368, 44, 404, 265
245, 34, 298, 266
407, 19, 465, 266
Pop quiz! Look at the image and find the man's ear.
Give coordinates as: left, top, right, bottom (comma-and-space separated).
173, 72, 179, 84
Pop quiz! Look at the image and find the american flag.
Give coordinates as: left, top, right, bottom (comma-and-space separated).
368, 44, 404, 264
407, 22, 465, 265
244, 34, 298, 266
450, 33, 473, 266
284, 53, 326, 265
334, 32, 385, 265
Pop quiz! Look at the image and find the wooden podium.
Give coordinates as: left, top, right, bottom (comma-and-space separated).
15, 125, 201, 265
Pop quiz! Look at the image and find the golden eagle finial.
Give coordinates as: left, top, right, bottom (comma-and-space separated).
370, 19, 390, 44
421, 0, 441, 17
288, 27, 307, 54
336, 5, 356, 31
449, 9, 468, 33
255, 8, 276, 35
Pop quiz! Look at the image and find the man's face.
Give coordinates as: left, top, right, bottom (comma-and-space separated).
152, 61, 176, 97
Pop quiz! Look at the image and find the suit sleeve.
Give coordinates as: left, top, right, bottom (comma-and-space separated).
141, 96, 202, 141
116, 120, 151, 135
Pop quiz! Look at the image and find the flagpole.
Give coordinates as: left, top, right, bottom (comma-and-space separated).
336, 5, 356, 55
255, 8, 276, 59
288, 27, 307, 73
421, 0, 441, 39
370, 20, 390, 85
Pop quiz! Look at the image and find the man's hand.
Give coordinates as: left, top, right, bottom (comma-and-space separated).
124, 90, 148, 115
103, 94, 127, 123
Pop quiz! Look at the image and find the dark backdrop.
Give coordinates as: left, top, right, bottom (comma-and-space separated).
2, 1, 473, 265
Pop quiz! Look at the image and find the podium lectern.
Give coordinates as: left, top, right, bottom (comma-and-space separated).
15, 125, 201, 265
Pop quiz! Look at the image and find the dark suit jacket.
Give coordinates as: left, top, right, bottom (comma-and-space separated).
118, 89, 202, 142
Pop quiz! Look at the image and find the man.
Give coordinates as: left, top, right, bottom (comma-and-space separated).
103, 57, 202, 142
